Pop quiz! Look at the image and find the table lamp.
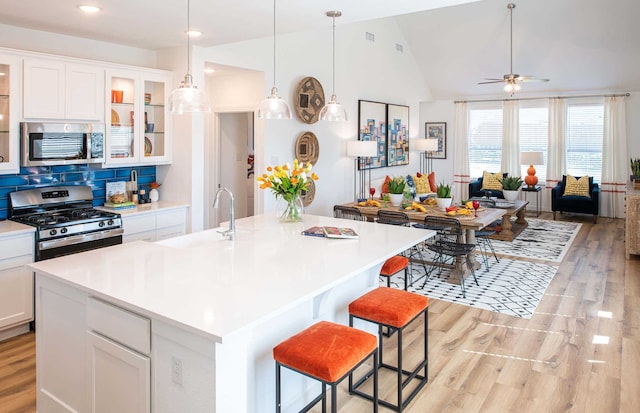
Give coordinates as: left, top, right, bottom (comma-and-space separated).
414, 138, 439, 174
347, 140, 378, 200
520, 151, 544, 188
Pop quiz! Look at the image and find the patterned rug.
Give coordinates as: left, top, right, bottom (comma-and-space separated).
385, 258, 558, 319
489, 218, 581, 262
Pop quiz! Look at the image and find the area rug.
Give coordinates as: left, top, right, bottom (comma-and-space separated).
383, 258, 557, 319
489, 218, 581, 262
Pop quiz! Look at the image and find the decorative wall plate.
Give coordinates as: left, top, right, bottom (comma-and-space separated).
301, 179, 316, 207
295, 131, 320, 165
294, 77, 325, 124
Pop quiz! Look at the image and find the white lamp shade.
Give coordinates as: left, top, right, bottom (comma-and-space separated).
520, 151, 544, 165
414, 138, 439, 152
347, 140, 377, 157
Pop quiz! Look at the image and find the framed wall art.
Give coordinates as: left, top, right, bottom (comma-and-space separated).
357, 100, 387, 169
425, 122, 446, 159
386, 104, 409, 167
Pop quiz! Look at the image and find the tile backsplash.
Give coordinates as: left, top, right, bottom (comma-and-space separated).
0, 165, 156, 220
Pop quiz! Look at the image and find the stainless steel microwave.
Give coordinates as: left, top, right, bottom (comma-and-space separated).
21, 122, 105, 167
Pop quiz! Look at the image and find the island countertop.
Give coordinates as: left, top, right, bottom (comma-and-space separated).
29, 214, 432, 342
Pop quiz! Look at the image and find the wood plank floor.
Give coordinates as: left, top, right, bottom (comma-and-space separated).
1, 213, 638, 412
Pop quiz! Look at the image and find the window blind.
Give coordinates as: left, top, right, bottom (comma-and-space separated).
566, 104, 604, 183
468, 108, 502, 178
519, 107, 548, 182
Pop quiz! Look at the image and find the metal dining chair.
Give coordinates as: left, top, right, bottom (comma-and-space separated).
420, 216, 478, 298
471, 198, 500, 271
333, 205, 366, 221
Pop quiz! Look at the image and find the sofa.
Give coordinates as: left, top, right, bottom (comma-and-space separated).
468, 173, 508, 199
551, 175, 599, 223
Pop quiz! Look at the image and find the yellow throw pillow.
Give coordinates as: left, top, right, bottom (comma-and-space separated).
414, 175, 431, 193
481, 171, 503, 191
563, 175, 590, 197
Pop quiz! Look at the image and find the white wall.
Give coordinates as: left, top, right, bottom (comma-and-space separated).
181, 16, 432, 220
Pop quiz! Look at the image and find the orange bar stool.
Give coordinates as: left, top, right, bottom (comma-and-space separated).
380, 255, 410, 290
273, 320, 379, 412
349, 287, 429, 412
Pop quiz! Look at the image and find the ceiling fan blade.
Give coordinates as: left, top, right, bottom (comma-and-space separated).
517, 75, 550, 83
478, 79, 506, 84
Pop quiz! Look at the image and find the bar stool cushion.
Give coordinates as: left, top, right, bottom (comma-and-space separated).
273, 321, 377, 383
349, 287, 428, 328
379, 255, 409, 277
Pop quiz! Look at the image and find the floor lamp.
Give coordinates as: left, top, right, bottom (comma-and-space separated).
347, 140, 378, 201
414, 138, 439, 174
520, 151, 544, 188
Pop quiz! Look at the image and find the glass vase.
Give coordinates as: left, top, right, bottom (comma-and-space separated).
276, 196, 304, 223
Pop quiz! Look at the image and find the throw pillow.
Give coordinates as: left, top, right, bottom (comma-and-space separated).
414, 174, 431, 193
382, 176, 391, 194
481, 171, 503, 191
428, 172, 437, 193
563, 175, 590, 197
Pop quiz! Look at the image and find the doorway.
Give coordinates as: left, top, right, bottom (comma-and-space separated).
210, 112, 255, 229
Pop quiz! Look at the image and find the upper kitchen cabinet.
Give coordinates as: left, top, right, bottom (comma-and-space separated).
0, 53, 20, 174
105, 69, 172, 166
23, 58, 104, 121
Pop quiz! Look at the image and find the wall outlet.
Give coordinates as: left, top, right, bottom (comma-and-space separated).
171, 356, 183, 386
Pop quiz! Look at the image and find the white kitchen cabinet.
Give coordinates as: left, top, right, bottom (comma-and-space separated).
119, 204, 187, 243
105, 68, 172, 166
23, 57, 104, 120
0, 53, 20, 174
0, 231, 34, 337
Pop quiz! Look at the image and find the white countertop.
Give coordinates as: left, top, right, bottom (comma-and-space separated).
95, 200, 189, 217
29, 214, 432, 341
0, 220, 36, 236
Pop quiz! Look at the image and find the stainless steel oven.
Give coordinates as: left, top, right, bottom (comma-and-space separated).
21, 122, 105, 167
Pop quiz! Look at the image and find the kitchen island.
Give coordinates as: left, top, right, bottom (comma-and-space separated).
30, 214, 433, 412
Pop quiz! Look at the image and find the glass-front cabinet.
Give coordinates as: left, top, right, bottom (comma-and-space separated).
105, 69, 171, 166
0, 53, 19, 174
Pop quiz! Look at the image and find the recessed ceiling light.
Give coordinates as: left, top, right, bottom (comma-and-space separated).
186, 30, 202, 37
78, 5, 101, 13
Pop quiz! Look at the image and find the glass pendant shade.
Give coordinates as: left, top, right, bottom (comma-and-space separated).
257, 86, 292, 119
319, 94, 347, 122
168, 73, 211, 114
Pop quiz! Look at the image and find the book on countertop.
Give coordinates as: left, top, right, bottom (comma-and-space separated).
301, 226, 359, 239
102, 201, 137, 210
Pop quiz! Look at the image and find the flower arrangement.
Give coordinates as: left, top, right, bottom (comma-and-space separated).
257, 159, 319, 222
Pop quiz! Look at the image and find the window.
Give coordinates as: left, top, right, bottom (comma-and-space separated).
519, 107, 548, 182
566, 103, 603, 183
468, 107, 502, 178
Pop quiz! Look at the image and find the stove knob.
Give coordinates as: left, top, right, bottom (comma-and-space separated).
99, 221, 105, 228
49, 229, 57, 236
61, 228, 68, 234
107, 219, 114, 226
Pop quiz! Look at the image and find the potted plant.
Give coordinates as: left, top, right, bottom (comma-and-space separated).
630, 158, 640, 180
435, 182, 453, 210
387, 176, 406, 206
499, 176, 523, 201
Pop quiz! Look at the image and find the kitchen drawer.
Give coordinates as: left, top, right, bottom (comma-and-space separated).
156, 210, 185, 229
0, 235, 33, 260
87, 297, 150, 355
123, 215, 156, 235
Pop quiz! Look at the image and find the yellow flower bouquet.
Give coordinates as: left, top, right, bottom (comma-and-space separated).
257, 159, 319, 222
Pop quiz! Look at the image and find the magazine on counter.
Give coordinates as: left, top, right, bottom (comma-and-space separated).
301, 226, 359, 239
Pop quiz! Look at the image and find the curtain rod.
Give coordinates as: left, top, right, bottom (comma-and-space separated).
454, 92, 630, 104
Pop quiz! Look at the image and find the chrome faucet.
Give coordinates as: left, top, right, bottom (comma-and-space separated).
213, 187, 236, 240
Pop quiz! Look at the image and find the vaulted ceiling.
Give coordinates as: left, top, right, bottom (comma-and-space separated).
0, 0, 638, 100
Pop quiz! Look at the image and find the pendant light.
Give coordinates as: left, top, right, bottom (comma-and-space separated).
256, 0, 292, 119
319, 11, 347, 122
167, 0, 211, 114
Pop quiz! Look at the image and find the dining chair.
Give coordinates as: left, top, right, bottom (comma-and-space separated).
333, 205, 366, 221
472, 198, 500, 270
420, 216, 478, 298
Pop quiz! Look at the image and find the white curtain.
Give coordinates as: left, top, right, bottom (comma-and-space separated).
453, 102, 470, 203
601, 96, 627, 218
501, 100, 520, 176
545, 98, 567, 210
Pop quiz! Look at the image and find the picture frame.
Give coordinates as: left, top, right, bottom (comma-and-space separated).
357, 100, 387, 169
386, 104, 409, 167
425, 122, 446, 159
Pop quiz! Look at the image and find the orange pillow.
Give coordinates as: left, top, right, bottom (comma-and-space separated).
428, 172, 437, 193
382, 176, 392, 194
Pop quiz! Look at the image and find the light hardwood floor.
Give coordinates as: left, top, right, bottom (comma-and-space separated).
1, 213, 638, 412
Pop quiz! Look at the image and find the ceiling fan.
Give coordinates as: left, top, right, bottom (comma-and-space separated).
478, 3, 549, 95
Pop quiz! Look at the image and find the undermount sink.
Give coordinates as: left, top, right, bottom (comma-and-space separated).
156, 226, 252, 248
